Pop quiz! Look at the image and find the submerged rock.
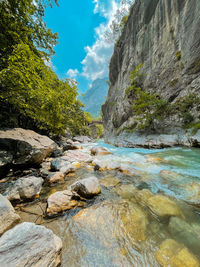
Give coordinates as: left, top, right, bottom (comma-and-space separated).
155, 239, 199, 267
100, 175, 120, 188
0, 194, 20, 236
47, 190, 77, 215
6, 176, 44, 201
70, 177, 101, 198
115, 184, 137, 199
0, 128, 57, 166
147, 195, 184, 220
135, 189, 153, 206
0, 222, 62, 267
181, 182, 200, 206
168, 216, 200, 255
160, 170, 184, 182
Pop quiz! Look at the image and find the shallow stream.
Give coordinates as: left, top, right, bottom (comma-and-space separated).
18, 141, 200, 266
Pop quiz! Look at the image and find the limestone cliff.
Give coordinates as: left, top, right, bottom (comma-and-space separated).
102, 0, 200, 147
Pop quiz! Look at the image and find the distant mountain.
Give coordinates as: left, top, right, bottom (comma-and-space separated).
80, 78, 108, 117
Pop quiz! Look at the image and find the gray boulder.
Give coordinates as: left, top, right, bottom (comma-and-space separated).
0, 128, 57, 166
70, 177, 101, 198
0, 194, 20, 236
0, 150, 13, 177
50, 157, 70, 171
0, 222, 62, 267
6, 176, 44, 201
72, 136, 91, 143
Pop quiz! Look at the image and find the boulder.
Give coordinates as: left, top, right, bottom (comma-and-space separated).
155, 239, 199, 267
48, 172, 65, 183
0, 222, 62, 267
135, 189, 153, 206
63, 150, 93, 163
50, 157, 70, 171
0, 194, 20, 236
168, 216, 200, 255
73, 136, 91, 143
47, 190, 77, 215
6, 176, 44, 201
0, 128, 57, 166
70, 177, 101, 198
181, 182, 200, 205
0, 150, 13, 177
90, 146, 111, 156
147, 195, 184, 220
60, 164, 76, 175
92, 158, 120, 171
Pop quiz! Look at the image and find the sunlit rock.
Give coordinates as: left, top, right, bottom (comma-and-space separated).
5, 176, 44, 201
91, 146, 111, 156
70, 177, 101, 198
0, 222, 62, 267
47, 190, 77, 215
48, 172, 65, 183
0, 194, 20, 236
63, 150, 93, 163
160, 170, 183, 182
155, 239, 199, 267
181, 182, 200, 205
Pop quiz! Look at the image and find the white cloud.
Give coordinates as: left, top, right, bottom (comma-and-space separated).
81, 0, 119, 81
66, 68, 79, 78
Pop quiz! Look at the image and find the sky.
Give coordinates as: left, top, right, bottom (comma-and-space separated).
44, 0, 120, 93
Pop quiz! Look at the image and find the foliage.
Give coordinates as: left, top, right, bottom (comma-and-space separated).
95, 124, 104, 138
104, 0, 133, 43
176, 51, 181, 61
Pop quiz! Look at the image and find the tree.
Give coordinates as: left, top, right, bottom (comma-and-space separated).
104, 0, 134, 43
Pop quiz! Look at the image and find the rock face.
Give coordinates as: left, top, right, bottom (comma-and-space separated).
0, 194, 20, 236
102, 0, 200, 148
0, 128, 57, 167
6, 176, 44, 201
0, 222, 62, 267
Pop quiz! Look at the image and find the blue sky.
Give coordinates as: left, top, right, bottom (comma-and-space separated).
44, 0, 118, 93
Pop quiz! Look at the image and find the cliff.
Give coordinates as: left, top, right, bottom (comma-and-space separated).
102, 0, 200, 148
80, 78, 108, 117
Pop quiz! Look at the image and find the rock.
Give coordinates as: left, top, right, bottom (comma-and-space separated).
147, 195, 184, 220
70, 177, 101, 198
50, 157, 70, 171
155, 239, 199, 267
91, 146, 111, 156
73, 136, 91, 143
100, 175, 120, 188
63, 150, 93, 163
0, 128, 57, 166
115, 184, 137, 199
60, 164, 76, 175
39, 168, 50, 178
181, 182, 200, 205
73, 201, 148, 243
48, 172, 65, 183
160, 170, 183, 182
135, 189, 153, 206
6, 176, 44, 201
47, 190, 77, 215
92, 158, 120, 171
0, 222, 62, 267
146, 155, 165, 163
168, 216, 200, 255
0, 194, 20, 236
0, 150, 13, 177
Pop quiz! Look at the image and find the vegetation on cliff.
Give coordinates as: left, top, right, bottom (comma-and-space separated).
0, 0, 91, 136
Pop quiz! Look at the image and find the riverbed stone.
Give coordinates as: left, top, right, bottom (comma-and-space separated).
181, 182, 200, 205
70, 177, 101, 198
115, 184, 138, 199
91, 146, 111, 156
60, 164, 76, 175
63, 150, 93, 163
0, 194, 20, 236
92, 158, 120, 171
50, 157, 70, 171
147, 195, 184, 220
48, 172, 65, 183
0, 150, 13, 177
73, 136, 91, 143
155, 239, 199, 267
47, 190, 77, 215
100, 175, 120, 188
0, 222, 62, 267
168, 216, 200, 255
0, 128, 57, 166
6, 176, 44, 201
160, 170, 183, 182
135, 189, 153, 206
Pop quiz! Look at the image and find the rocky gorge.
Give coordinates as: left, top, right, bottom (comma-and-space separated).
0, 128, 200, 266
102, 0, 200, 148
